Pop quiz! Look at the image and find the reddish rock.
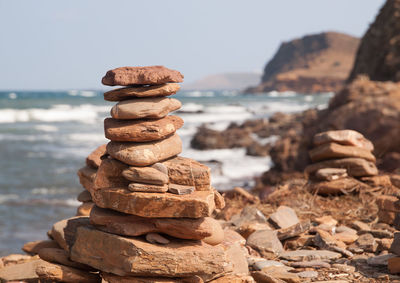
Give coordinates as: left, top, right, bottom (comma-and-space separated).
104, 83, 180, 101
77, 190, 92, 203
0, 259, 43, 282
86, 144, 107, 169
50, 217, 91, 252
102, 66, 184, 86
101, 273, 204, 283
376, 195, 400, 212
314, 168, 348, 181
128, 182, 168, 193
309, 142, 376, 163
122, 164, 169, 185
77, 166, 97, 193
168, 183, 195, 195
104, 116, 183, 142
94, 157, 129, 190
313, 130, 374, 151
76, 202, 94, 216
38, 248, 92, 270
22, 240, 60, 255
308, 177, 369, 195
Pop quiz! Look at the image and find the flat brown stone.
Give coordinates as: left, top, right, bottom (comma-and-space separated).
168, 183, 195, 195
77, 166, 97, 193
22, 240, 60, 255
0, 259, 43, 282
86, 144, 107, 169
92, 187, 215, 218
107, 133, 182, 166
102, 273, 204, 283
38, 248, 93, 270
163, 156, 211, 191
90, 206, 220, 240
111, 97, 181, 120
304, 157, 378, 177
313, 130, 374, 151
70, 226, 231, 280
94, 157, 129, 190
376, 195, 400, 212
76, 202, 94, 216
122, 164, 169, 185
314, 168, 348, 181
309, 142, 376, 162
308, 177, 369, 195
104, 116, 183, 142
50, 217, 91, 252
128, 182, 168, 193
77, 190, 93, 203
104, 83, 181, 101
102, 66, 184, 86
36, 260, 101, 283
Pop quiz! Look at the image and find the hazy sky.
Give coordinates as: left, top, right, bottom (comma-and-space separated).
0, 0, 384, 90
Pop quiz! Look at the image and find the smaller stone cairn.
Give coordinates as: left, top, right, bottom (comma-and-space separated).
305, 129, 378, 195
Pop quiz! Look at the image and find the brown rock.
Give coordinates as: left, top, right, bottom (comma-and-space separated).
101, 273, 204, 283
309, 142, 376, 162
378, 210, 396, 224
38, 248, 92, 270
356, 233, 377, 252
70, 226, 231, 280
163, 156, 211, 191
0, 259, 42, 282
202, 222, 224, 246
313, 130, 374, 151
376, 195, 400, 212
86, 144, 107, 169
0, 254, 33, 267
104, 116, 183, 142
107, 133, 182, 166
50, 217, 91, 252
391, 232, 400, 256
93, 187, 215, 218
210, 275, 254, 283
128, 182, 168, 193
238, 222, 273, 239
77, 166, 97, 193
35, 260, 101, 283
246, 230, 283, 258
76, 202, 94, 216
122, 164, 169, 185
104, 83, 181, 101
333, 232, 358, 245
146, 233, 170, 245
314, 168, 348, 181
315, 215, 338, 227
111, 97, 181, 120
22, 240, 60, 255
314, 229, 347, 250
94, 157, 129, 190
102, 66, 184, 86
168, 183, 195, 195
219, 230, 249, 276
308, 177, 369, 195
268, 205, 299, 229
90, 206, 220, 240
277, 221, 311, 241
214, 189, 226, 209
77, 190, 92, 203
388, 257, 400, 274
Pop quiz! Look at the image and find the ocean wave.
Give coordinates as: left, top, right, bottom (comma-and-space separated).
34, 124, 59, 132
267, 90, 297, 97
67, 90, 98, 97
178, 103, 204, 113
180, 91, 215, 97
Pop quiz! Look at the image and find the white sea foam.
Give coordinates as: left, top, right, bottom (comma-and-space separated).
0, 194, 19, 204
8, 92, 17, 99
34, 124, 59, 132
182, 91, 215, 97
178, 103, 204, 113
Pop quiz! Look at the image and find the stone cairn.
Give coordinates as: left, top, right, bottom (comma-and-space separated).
304, 129, 378, 195
11, 66, 249, 283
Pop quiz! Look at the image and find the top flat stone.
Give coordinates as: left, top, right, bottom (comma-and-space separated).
102, 66, 184, 86
104, 83, 180, 101
309, 143, 376, 163
314, 130, 374, 151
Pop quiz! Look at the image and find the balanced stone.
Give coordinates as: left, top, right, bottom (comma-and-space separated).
101, 273, 203, 283
122, 165, 169, 185
102, 66, 184, 86
90, 206, 222, 241
146, 233, 170, 245
85, 144, 107, 169
107, 133, 182, 166
22, 240, 60, 255
314, 168, 348, 181
94, 158, 130, 190
308, 177, 369, 195
104, 83, 180, 101
50, 217, 91, 252
104, 116, 184, 142
128, 183, 168, 193
313, 130, 374, 151
70, 226, 231, 280
38, 248, 92, 270
77, 166, 97, 193
309, 143, 376, 162
110, 97, 181, 120
92, 187, 215, 218
77, 190, 92, 203
168, 183, 195, 195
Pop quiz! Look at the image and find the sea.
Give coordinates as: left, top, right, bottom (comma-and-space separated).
0, 89, 332, 255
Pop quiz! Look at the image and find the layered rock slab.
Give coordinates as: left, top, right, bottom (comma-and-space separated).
70, 226, 231, 280
104, 83, 180, 101
93, 187, 215, 218
313, 130, 374, 151
309, 142, 376, 162
122, 164, 169, 185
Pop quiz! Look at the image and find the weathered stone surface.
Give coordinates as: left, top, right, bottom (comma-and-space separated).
163, 156, 211, 191
314, 168, 348, 181
128, 182, 169, 193
268, 205, 299, 229
90, 206, 220, 241
314, 229, 346, 250
376, 195, 400, 212
378, 209, 396, 224
70, 226, 231, 280
102, 66, 184, 86
146, 233, 170, 245
246, 230, 283, 258
104, 83, 181, 101
111, 97, 181, 120
76, 202, 94, 216
308, 177, 369, 195
22, 240, 60, 255
390, 232, 400, 256
238, 222, 273, 239
77, 165, 97, 193
388, 257, 400, 274
309, 142, 376, 162
277, 221, 311, 241
86, 144, 107, 169
356, 233, 377, 252
313, 130, 374, 151
102, 273, 204, 283
122, 165, 169, 185
94, 157, 129, 190
107, 133, 182, 166
77, 190, 93, 203
0, 259, 42, 282
0, 254, 33, 267
279, 250, 341, 261
251, 268, 300, 283
304, 157, 378, 177
367, 253, 397, 266
210, 274, 255, 282
39, 248, 92, 270
315, 215, 338, 227
50, 217, 91, 252
351, 220, 371, 231
214, 189, 225, 209
219, 231, 249, 276
93, 187, 215, 218
35, 260, 101, 283
231, 207, 268, 228
168, 183, 195, 195
104, 116, 183, 142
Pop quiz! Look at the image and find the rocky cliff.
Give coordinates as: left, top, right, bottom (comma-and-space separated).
247, 32, 359, 94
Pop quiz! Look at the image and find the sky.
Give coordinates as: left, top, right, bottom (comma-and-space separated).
0, 0, 385, 90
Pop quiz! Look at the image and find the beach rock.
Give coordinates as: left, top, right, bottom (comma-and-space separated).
351, 220, 371, 231
110, 97, 181, 120
104, 83, 180, 101
93, 187, 215, 218
246, 230, 283, 258
102, 66, 184, 86
268, 205, 299, 229
22, 240, 60, 255
35, 260, 101, 283
128, 182, 169, 193
77, 165, 97, 193
101, 273, 204, 283
107, 133, 182, 166
77, 190, 92, 202
39, 248, 92, 270
76, 202, 94, 216
210, 274, 255, 283
390, 232, 400, 255
314, 229, 346, 250
0, 259, 42, 282
214, 189, 225, 209
104, 116, 183, 142
309, 143, 376, 162
333, 231, 358, 244
388, 257, 400, 274
313, 130, 374, 151
122, 165, 169, 185
378, 210, 396, 224
231, 206, 268, 228
279, 250, 341, 261
238, 222, 273, 239
308, 177, 368, 195
376, 195, 400, 212
202, 222, 224, 246
94, 157, 130, 190
168, 183, 195, 195
70, 226, 231, 280
315, 215, 338, 227
90, 206, 221, 241
50, 216, 91, 252
163, 156, 211, 190
86, 144, 107, 169
252, 267, 300, 283
314, 168, 348, 181
356, 233, 377, 252
219, 237, 249, 276
277, 221, 311, 241
367, 253, 397, 266
0, 254, 33, 267
305, 158, 378, 178
146, 233, 170, 245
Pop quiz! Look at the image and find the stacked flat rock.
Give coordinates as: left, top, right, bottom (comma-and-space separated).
305, 130, 378, 195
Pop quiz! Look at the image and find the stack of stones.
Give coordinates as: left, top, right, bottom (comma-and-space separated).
305, 130, 378, 195
28, 66, 244, 283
